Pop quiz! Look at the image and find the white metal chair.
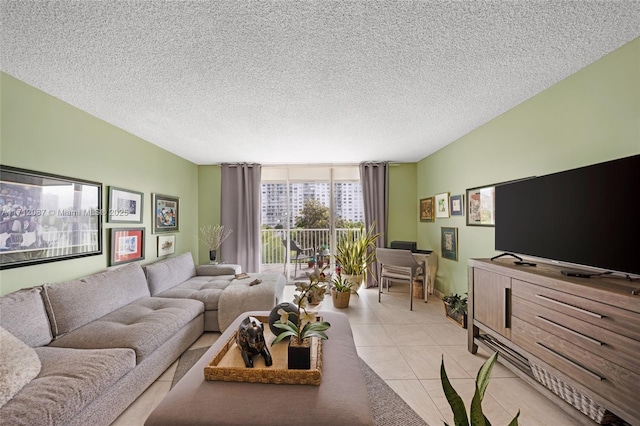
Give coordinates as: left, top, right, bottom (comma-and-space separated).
376, 247, 424, 310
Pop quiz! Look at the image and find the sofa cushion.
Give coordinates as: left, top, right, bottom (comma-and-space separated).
48, 297, 204, 363
0, 286, 52, 347
155, 276, 233, 310
0, 327, 41, 408
42, 262, 150, 338
0, 346, 135, 426
144, 253, 197, 295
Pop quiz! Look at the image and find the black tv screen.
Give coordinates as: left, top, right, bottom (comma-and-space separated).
495, 154, 640, 276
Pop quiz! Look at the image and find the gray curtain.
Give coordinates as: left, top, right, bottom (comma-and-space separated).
359, 162, 389, 287
220, 163, 262, 273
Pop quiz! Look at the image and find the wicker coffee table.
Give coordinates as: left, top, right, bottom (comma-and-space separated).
145, 310, 374, 426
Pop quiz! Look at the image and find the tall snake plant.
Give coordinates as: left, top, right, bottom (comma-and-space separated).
441, 352, 520, 426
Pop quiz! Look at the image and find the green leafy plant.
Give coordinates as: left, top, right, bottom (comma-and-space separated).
442, 293, 468, 315
272, 277, 331, 346
334, 222, 382, 276
441, 352, 519, 426
331, 273, 359, 296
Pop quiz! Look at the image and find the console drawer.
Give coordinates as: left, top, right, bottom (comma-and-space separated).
512, 317, 640, 420
512, 296, 640, 375
511, 279, 640, 341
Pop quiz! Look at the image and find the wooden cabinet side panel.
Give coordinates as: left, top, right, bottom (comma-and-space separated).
473, 268, 511, 339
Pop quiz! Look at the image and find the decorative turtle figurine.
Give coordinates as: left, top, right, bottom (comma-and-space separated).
236, 316, 273, 368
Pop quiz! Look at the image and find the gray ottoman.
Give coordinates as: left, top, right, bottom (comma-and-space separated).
145, 310, 374, 426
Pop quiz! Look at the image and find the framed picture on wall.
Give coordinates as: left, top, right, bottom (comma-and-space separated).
110, 228, 145, 266
435, 192, 450, 218
157, 234, 175, 256
450, 194, 464, 216
108, 186, 143, 223
0, 165, 102, 270
419, 197, 434, 222
441, 227, 458, 261
152, 193, 179, 233
466, 184, 496, 226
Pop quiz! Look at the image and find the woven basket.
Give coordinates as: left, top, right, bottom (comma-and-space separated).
204, 315, 323, 385
530, 363, 620, 424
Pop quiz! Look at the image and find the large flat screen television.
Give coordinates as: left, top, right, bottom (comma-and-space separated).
495, 154, 640, 276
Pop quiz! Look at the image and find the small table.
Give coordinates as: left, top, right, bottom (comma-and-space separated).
145, 311, 374, 426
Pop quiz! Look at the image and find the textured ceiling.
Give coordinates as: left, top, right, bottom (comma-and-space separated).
2, 1, 639, 165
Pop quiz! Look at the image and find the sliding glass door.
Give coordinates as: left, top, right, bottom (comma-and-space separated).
261, 166, 363, 281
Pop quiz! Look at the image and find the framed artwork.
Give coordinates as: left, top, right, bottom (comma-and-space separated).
152, 193, 179, 233
419, 197, 434, 222
110, 227, 145, 265
466, 184, 496, 226
441, 227, 458, 261
157, 234, 175, 256
0, 165, 102, 270
108, 187, 143, 223
450, 194, 464, 216
435, 193, 450, 218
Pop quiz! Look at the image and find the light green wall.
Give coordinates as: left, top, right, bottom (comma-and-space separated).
197, 165, 222, 265
417, 38, 640, 296
387, 163, 417, 245
0, 72, 200, 295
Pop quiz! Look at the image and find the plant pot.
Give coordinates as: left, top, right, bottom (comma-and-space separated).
443, 302, 467, 329
209, 250, 217, 262
288, 336, 311, 369
331, 288, 351, 309
343, 274, 363, 293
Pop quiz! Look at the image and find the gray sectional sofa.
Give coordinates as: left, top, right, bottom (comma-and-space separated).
0, 253, 285, 426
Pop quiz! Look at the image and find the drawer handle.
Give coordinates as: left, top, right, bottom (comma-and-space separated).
535, 316, 603, 346
536, 342, 604, 381
535, 294, 604, 318
504, 287, 510, 329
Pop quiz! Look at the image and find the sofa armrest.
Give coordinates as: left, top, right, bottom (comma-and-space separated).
195, 264, 242, 276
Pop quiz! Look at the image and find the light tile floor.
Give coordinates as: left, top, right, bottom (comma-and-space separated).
113, 284, 584, 425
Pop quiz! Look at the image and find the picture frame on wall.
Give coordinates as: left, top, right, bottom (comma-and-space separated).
108, 187, 143, 223
152, 193, 179, 233
0, 165, 102, 270
450, 194, 464, 216
419, 197, 434, 222
441, 227, 458, 261
110, 227, 145, 266
466, 184, 496, 226
157, 234, 175, 256
435, 192, 450, 218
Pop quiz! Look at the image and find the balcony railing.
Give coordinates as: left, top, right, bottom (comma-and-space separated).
261, 227, 362, 265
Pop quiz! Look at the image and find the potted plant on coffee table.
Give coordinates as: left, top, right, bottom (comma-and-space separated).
334, 222, 382, 292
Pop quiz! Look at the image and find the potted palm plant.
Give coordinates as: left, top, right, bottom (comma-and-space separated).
334, 223, 382, 292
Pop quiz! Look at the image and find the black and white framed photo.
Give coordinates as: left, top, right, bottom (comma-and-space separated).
0, 165, 102, 269
152, 193, 179, 233
108, 187, 143, 223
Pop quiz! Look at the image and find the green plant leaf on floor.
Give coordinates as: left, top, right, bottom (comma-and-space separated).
440, 355, 469, 426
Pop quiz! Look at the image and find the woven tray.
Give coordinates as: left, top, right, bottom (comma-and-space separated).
530, 363, 620, 424
204, 315, 323, 385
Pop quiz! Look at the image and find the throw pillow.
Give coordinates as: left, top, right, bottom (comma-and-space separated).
0, 326, 41, 408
